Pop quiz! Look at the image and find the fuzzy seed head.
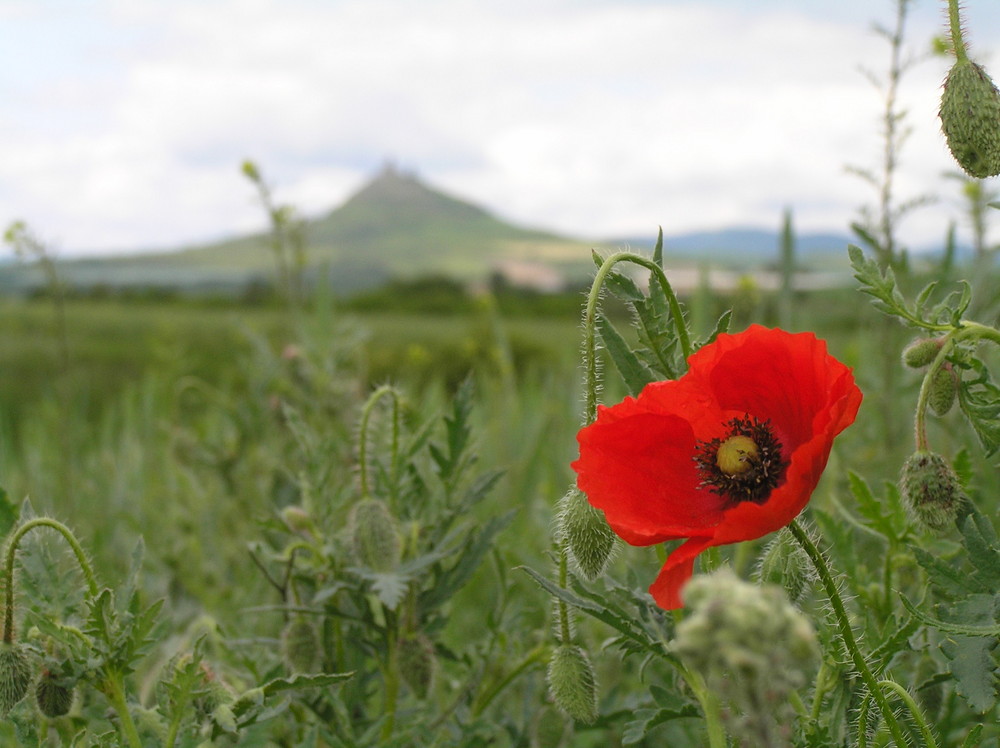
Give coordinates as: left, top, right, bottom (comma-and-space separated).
398, 633, 436, 699
900, 451, 966, 532
902, 338, 942, 369
281, 617, 320, 674
0, 643, 32, 716
559, 487, 616, 581
349, 497, 401, 572
547, 644, 597, 724
35, 670, 73, 719
940, 59, 1000, 178
674, 569, 817, 746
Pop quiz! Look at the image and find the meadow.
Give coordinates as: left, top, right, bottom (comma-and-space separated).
0, 252, 997, 746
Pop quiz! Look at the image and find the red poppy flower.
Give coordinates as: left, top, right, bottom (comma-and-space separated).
572, 325, 862, 609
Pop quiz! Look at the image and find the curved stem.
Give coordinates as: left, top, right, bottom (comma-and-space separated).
879, 679, 940, 748
358, 385, 401, 499
583, 252, 691, 424
788, 520, 911, 746
3, 518, 99, 642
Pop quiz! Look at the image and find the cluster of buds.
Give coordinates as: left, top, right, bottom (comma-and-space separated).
0, 643, 75, 720
673, 569, 818, 747
902, 338, 957, 417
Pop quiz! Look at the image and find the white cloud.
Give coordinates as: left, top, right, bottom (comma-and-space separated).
0, 0, 997, 256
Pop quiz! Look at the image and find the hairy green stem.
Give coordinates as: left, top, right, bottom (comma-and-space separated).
879, 679, 940, 748
3, 517, 98, 643
105, 670, 144, 748
583, 251, 691, 424
676, 663, 728, 748
788, 520, 911, 746
946, 0, 968, 62
358, 385, 401, 500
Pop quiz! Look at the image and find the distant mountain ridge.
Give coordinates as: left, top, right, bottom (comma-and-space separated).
0, 166, 859, 294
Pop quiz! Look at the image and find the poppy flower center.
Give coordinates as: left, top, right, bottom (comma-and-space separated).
695, 415, 788, 506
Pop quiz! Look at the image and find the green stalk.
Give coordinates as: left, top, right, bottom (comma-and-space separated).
788, 520, 911, 746
879, 679, 940, 748
358, 385, 401, 500
3, 518, 99, 643
676, 663, 728, 748
105, 670, 144, 748
947, 0, 969, 62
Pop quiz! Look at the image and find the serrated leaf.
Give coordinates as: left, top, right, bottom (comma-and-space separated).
941, 633, 998, 712
603, 267, 646, 302
622, 705, 699, 744
912, 546, 988, 596
899, 594, 1000, 636
260, 671, 354, 696
961, 724, 985, 747
596, 312, 656, 396
957, 362, 1000, 456
652, 227, 664, 267
959, 512, 1000, 589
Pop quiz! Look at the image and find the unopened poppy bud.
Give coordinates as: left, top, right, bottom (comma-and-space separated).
35, 670, 73, 718
281, 617, 320, 674
754, 528, 814, 604
900, 451, 966, 532
558, 487, 616, 581
902, 338, 942, 369
349, 497, 401, 571
939, 59, 1000, 178
398, 633, 435, 699
546, 644, 597, 724
0, 642, 32, 716
928, 366, 958, 417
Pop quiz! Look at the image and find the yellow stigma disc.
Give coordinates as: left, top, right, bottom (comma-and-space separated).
715, 435, 759, 476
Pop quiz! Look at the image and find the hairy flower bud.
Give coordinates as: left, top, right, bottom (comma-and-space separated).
900, 451, 966, 532
0, 642, 32, 716
928, 366, 958, 417
674, 569, 818, 747
939, 59, 1000, 178
559, 487, 616, 581
547, 644, 597, 724
754, 528, 814, 604
398, 633, 435, 699
902, 338, 942, 369
349, 497, 401, 571
281, 617, 320, 674
35, 670, 73, 718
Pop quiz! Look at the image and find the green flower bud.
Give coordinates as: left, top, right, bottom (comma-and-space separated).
397, 633, 436, 699
559, 487, 616, 581
546, 644, 597, 724
281, 617, 320, 674
902, 338, 942, 369
35, 669, 73, 719
939, 59, 1000, 178
349, 497, 401, 572
754, 528, 814, 604
900, 451, 966, 532
928, 366, 958, 417
0, 643, 32, 716
281, 506, 317, 539
674, 569, 817, 746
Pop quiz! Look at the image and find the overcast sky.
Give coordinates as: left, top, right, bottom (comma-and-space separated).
2, 0, 1000, 257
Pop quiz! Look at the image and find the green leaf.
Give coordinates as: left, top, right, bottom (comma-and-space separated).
912, 546, 988, 596
260, 671, 353, 696
622, 705, 699, 744
961, 724, 985, 748
596, 312, 656, 396
941, 632, 998, 712
957, 360, 1000, 456
652, 227, 664, 267
899, 594, 1000, 637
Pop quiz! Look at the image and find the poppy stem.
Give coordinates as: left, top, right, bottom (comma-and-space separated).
912, 338, 954, 452
946, 0, 968, 63
787, 519, 916, 747
584, 252, 693, 423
